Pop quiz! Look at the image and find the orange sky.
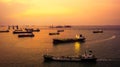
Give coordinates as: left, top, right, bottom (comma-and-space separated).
0, 0, 120, 25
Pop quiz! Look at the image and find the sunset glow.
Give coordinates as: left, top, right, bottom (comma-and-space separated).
0, 0, 120, 25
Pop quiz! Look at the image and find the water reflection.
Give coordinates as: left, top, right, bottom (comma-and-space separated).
74, 42, 81, 55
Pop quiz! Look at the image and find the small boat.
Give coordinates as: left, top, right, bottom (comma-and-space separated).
0, 30, 9, 32
18, 33, 34, 37
43, 50, 97, 62
57, 30, 64, 32
53, 34, 85, 44
49, 32, 60, 35
93, 30, 103, 33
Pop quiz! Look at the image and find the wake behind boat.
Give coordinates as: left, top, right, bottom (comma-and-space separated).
53, 34, 85, 44
43, 50, 97, 62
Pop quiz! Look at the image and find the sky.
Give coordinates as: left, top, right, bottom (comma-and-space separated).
0, 0, 120, 25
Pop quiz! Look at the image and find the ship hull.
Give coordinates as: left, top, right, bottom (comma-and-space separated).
13, 31, 32, 34
18, 35, 34, 37
53, 38, 85, 44
43, 55, 97, 62
0, 30, 9, 32
49, 33, 59, 35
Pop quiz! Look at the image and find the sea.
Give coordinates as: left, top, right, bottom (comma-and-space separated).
0, 25, 120, 67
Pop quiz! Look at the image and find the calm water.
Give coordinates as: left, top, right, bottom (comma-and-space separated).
0, 25, 120, 67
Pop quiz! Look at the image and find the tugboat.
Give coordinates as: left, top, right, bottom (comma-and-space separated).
43, 50, 97, 62
53, 34, 85, 44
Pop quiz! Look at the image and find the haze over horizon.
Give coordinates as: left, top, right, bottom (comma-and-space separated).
0, 0, 120, 25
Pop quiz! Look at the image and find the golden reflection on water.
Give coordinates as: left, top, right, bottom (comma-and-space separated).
74, 42, 81, 55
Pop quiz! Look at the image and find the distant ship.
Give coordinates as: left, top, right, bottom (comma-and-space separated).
56, 26, 64, 28
64, 25, 72, 28
13, 30, 32, 34
0, 30, 9, 32
49, 25, 71, 28
49, 32, 60, 35
18, 33, 34, 37
43, 50, 97, 62
25, 28, 40, 32
57, 30, 64, 32
93, 30, 103, 33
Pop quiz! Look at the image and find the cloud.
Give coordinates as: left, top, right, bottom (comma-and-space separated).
0, 0, 120, 25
